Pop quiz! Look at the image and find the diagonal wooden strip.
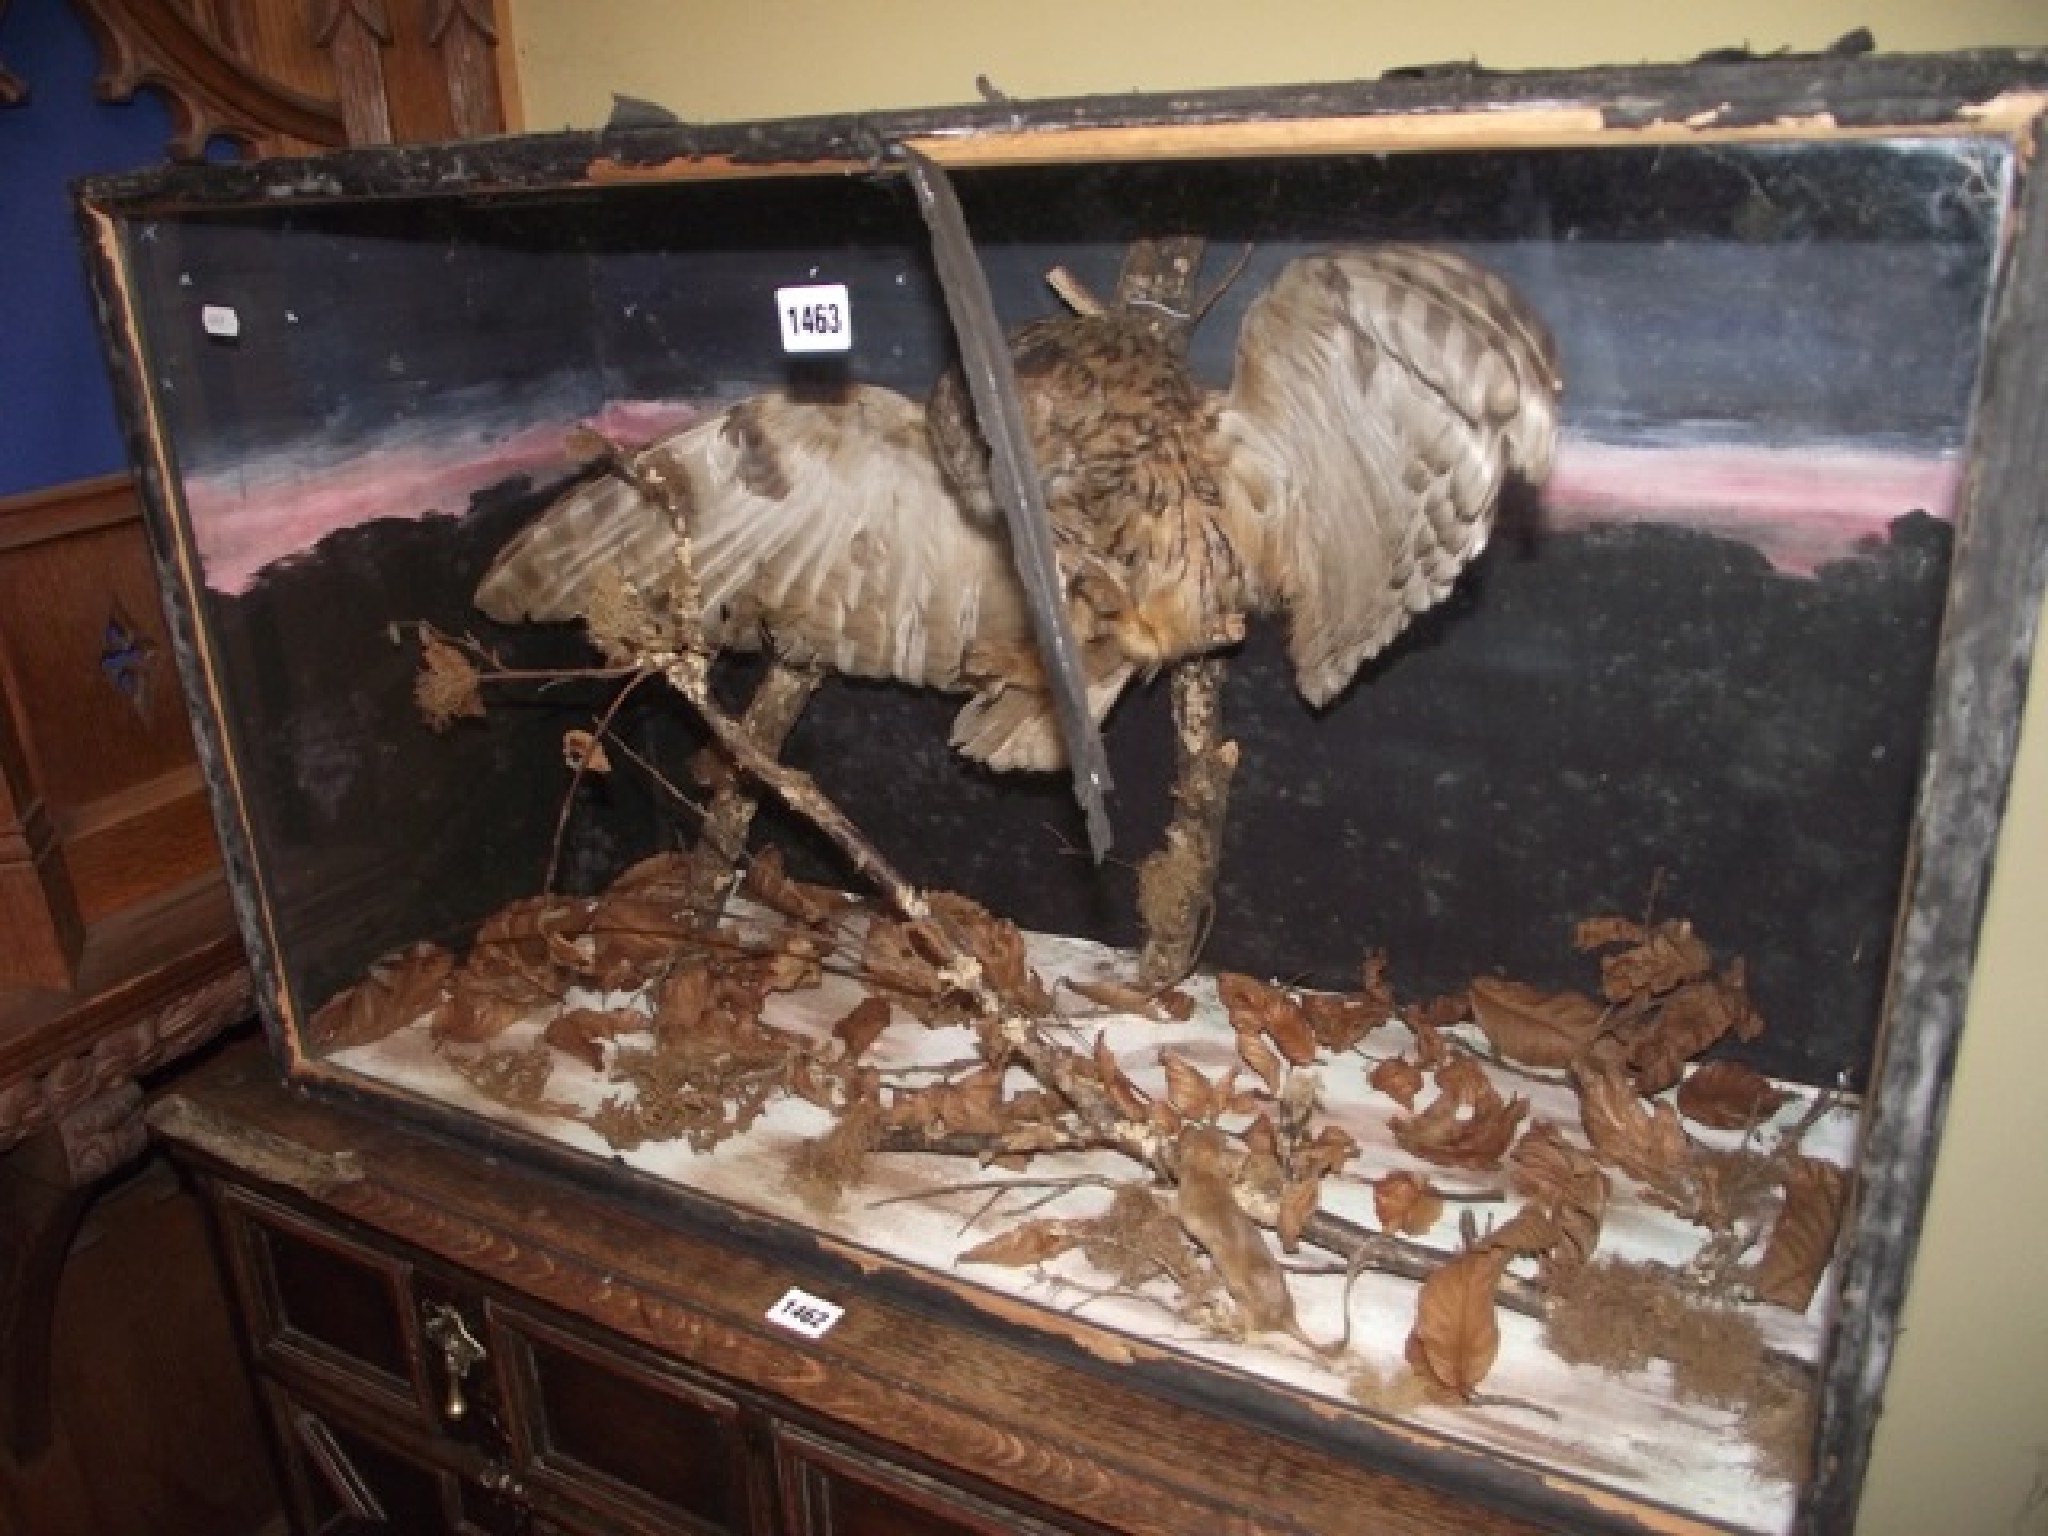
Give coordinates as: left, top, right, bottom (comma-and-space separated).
901, 146, 1116, 860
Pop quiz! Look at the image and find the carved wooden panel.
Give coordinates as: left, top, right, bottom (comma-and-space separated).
71, 0, 513, 159
0, 475, 216, 940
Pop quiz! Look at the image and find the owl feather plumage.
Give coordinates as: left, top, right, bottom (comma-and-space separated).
475, 246, 1562, 769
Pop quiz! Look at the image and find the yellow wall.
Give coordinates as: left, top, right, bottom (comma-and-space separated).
507, 0, 2046, 127
508, 4, 2048, 1531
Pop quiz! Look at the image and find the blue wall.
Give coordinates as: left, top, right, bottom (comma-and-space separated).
0, 0, 173, 497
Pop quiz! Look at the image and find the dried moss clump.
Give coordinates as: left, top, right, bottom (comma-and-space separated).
447, 1042, 566, 1116
1741, 1359, 1818, 1484
788, 1097, 884, 1215
1545, 1257, 1766, 1408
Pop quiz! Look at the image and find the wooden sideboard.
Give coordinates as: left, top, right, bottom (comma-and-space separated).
154, 1042, 1563, 1536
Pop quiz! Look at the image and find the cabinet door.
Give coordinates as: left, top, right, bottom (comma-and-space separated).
775, 1425, 1100, 1536
265, 1384, 529, 1536
500, 1310, 771, 1535
223, 1188, 423, 1422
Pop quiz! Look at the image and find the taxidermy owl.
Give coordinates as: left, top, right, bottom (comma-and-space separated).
475, 247, 1562, 770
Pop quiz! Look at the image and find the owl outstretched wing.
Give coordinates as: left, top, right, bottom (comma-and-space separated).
1220, 247, 1563, 707
476, 385, 1036, 694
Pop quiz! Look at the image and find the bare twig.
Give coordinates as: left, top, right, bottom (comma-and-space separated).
680, 659, 823, 916
545, 668, 658, 893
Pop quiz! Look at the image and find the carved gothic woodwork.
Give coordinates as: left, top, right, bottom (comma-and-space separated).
428, 0, 500, 139
310, 0, 394, 145
0, 4, 509, 1518
71, 0, 513, 159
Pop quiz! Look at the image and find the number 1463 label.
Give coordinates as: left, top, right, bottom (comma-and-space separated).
776, 283, 852, 354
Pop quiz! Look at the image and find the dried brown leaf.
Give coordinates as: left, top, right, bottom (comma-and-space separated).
959, 1220, 1083, 1268
1262, 1000, 1320, 1067
1242, 1112, 1279, 1164
651, 964, 713, 1044
1469, 977, 1608, 1069
1625, 975, 1765, 1096
1217, 971, 1318, 1067
1573, 915, 1646, 951
1159, 1050, 1216, 1121
1677, 1060, 1791, 1130
1236, 1030, 1284, 1095
860, 916, 946, 999
1094, 1032, 1151, 1120
468, 896, 596, 995
932, 891, 1048, 1013
1510, 1123, 1599, 1202
1299, 1124, 1360, 1181
606, 850, 694, 904
1750, 1158, 1848, 1312
1065, 975, 1191, 1022
736, 943, 824, 996
561, 728, 611, 774
1598, 918, 1714, 1004
1719, 958, 1767, 1043
1301, 989, 1382, 1054
1277, 1175, 1321, 1253
886, 1067, 1013, 1139
308, 942, 453, 1050
435, 966, 549, 1043
1374, 1172, 1445, 1236
831, 997, 894, 1061
743, 845, 845, 927
1369, 1056, 1425, 1109
584, 896, 694, 990
1393, 1086, 1528, 1171
1405, 1247, 1511, 1398
1483, 1203, 1562, 1257
1572, 1052, 1695, 1188
1508, 1124, 1609, 1279
544, 1007, 633, 1071
1434, 1053, 1495, 1108
1400, 996, 1463, 1067
951, 1067, 1008, 1136
1359, 950, 1397, 1019
414, 630, 485, 730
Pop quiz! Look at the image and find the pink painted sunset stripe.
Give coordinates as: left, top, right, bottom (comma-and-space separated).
182, 412, 1961, 597
184, 401, 704, 595
1542, 438, 1961, 574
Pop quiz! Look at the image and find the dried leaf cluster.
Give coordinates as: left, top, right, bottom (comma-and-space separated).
391, 612, 1841, 1476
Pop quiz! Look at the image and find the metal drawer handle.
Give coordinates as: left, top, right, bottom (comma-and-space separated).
422, 1303, 486, 1422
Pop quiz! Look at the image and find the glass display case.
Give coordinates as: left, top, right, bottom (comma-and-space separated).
79, 55, 2048, 1534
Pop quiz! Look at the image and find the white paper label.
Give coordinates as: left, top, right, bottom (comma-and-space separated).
775, 283, 852, 354
200, 304, 241, 339
764, 1286, 844, 1339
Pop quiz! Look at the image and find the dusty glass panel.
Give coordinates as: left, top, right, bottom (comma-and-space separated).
108, 132, 2015, 1535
